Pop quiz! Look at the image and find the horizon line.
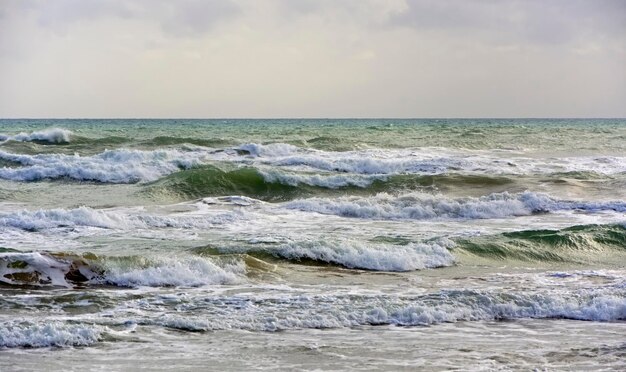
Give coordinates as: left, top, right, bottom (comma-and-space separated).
1, 117, 625, 120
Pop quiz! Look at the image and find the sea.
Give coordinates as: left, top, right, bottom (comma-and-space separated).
0, 119, 625, 371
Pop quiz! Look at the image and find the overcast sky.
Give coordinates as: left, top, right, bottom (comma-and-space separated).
1, 0, 624, 118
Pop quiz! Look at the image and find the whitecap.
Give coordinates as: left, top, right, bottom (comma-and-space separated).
0, 148, 208, 183
284, 191, 626, 220
0, 321, 103, 347
0, 128, 73, 144
266, 238, 456, 271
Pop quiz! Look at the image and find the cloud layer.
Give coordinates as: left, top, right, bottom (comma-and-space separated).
1, 0, 624, 117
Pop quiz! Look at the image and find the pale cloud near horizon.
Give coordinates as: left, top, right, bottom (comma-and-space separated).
0, 0, 624, 118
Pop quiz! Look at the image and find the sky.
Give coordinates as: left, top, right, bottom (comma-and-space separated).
0, 0, 625, 118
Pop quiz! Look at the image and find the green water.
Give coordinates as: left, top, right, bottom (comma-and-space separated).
0, 119, 625, 370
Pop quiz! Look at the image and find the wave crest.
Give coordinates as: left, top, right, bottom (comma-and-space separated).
0, 128, 73, 144
0, 148, 205, 183
284, 191, 626, 220
0, 251, 246, 288
0, 321, 103, 348
227, 238, 456, 271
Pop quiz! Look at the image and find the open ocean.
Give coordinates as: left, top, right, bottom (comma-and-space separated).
0, 119, 625, 370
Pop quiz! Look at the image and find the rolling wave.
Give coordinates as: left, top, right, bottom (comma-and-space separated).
128, 287, 626, 333
455, 223, 626, 263
145, 165, 303, 201
0, 251, 246, 288
284, 191, 626, 220
0, 128, 73, 144
140, 136, 233, 148
1, 224, 625, 285
0, 205, 241, 231
0, 321, 103, 348
194, 238, 456, 271
0, 137, 624, 189
0, 148, 206, 183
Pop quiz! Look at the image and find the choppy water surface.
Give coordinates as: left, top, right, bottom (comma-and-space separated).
0, 119, 625, 370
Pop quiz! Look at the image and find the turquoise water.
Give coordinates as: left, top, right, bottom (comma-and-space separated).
0, 119, 625, 370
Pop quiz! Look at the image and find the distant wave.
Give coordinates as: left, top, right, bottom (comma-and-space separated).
1, 141, 625, 186
140, 136, 233, 148
0, 128, 73, 144
235, 143, 626, 176
0, 148, 208, 183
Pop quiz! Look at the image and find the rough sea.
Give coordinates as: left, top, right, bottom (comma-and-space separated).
0, 119, 625, 370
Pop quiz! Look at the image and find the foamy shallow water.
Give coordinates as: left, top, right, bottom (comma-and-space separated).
0, 119, 625, 370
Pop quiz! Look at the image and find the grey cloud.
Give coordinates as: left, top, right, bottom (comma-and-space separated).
10, 0, 241, 37
154, 0, 241, 37
260, 0, 626, 46
22, 0, 134, 30
388, 0, 626, 45
275, 0, 328, 15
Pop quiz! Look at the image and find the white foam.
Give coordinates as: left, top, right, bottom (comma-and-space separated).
100, 256, 246, 287
270, 153, 455, 175
138, 288, 626, 332
202, 195, 263, 206
2, 141, 625, 185
266, 238, 455, 271
0, 321, 103, 347
233, 144, 626, 176
0, 128, 73, 144
284, 191, 626, 220
0, 251, 247, 288
237, 143, 300, 157
260, 169, 378, 188
0, 148, 208, 183
0, 206, 242, 231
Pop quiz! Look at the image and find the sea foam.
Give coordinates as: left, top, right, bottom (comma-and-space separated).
259, 169, 377, 188
235, 144, 626, 176
0, 321, 103, 348
0, 148, 207, 183
0, 128, 73, 144
136, 288, 626, 332
284, 191, 626, 220
0, 251, 246, 288
99, 255, 245, 287
265, 238, 456, 271
0, 206, 242, 231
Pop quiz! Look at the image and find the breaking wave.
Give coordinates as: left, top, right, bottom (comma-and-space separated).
455, 223, 626, 263
146, 165, 393, 201
136, 288, 626, 332
0, 128, 73, 144
146, 166, 302, 201
0, 321, 103, 348
0, 205, 242, 231
235, 143, 626, 176
0, 251, 246, 288
284, 191, 626, 220
198, 238, 456, 271
0, 148, 207, 183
